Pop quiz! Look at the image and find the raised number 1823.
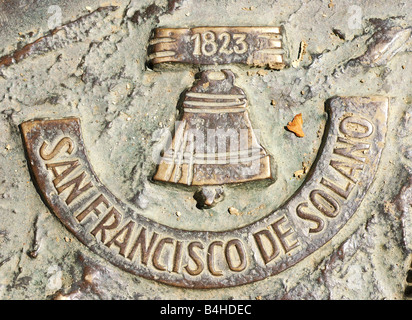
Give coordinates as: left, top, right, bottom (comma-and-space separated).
190, 31, 248, 57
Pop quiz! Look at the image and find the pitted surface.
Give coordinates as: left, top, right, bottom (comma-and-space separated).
0, 0, 411, 299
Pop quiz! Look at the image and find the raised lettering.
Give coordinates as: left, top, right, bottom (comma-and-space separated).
296, 202, 325, 233
339, 116, 373, 138
185, 241, 204, 276
253, 229, 280, 265
46, 160, 80, 187
127, 227, 159, 265
321, 177, 354, 199
190, 31, 248, 57
225, 239, 247, 272
149, 27, 285, 69
91, 207, 122, 243
76, 194, 110, 223
329, 160, 364, 183
218, 32, 233, 55
334, 137, 370, 163
310, 189, 340, 218
172, 240, 183, 273
56, 171, 93, 205
105, 220, 136, 257
201, 31, 218, 56
207, 241, 223, 276
152, 237, 174, 271
271, 216, 299, 253
39, 137, 74, 160
233, 33, 248, 54
191, 33, 201, 56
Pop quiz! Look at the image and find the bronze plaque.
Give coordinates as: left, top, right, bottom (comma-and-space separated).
1, 0, 411, 300
20, 96, 388, 288
153, 69, 272, 186
148, 26, 285, 69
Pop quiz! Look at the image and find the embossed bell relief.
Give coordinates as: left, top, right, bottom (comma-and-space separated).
148, 27, 286, 207
18, 23, 390, 289
153, 70, 272, 186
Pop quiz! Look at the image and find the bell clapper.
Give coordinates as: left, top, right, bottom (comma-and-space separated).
194, 186, 225, 209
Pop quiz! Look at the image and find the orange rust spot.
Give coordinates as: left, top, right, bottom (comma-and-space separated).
287, 113, 305, 137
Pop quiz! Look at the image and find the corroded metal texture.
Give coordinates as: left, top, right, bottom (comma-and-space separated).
0, 6, 119, 70
153, 69, 272, 186
148, 26, 285, 69
20, 97, 388, 288
1, 0, 411, 300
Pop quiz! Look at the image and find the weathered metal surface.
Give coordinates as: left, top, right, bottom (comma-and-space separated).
148, 26, 285, 69
0, 6, 119, 70
358, 26, 412, 67
1, 0, 411, 300
20, 96, 388, 288
153, 69, 272, 186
